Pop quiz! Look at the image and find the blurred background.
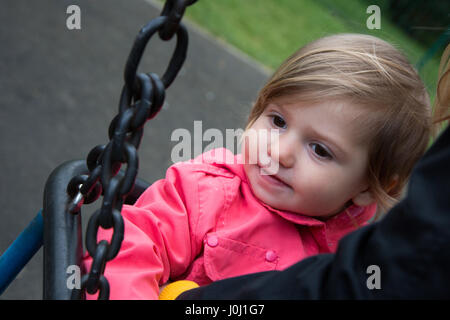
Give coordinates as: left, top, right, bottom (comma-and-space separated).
0, 0, 448, 299
183, 0, 448, 103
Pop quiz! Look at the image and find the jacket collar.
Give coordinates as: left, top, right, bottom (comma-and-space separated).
257, 192, 377, 252
259, 195, 377, 230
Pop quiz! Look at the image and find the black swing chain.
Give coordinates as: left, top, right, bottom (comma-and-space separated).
67, 0, 198, 300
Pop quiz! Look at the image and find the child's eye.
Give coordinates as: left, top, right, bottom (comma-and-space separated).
310, 143, 333, 160
271, 115, 287, 129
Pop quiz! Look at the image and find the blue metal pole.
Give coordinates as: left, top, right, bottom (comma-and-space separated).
0, 210, 44, 295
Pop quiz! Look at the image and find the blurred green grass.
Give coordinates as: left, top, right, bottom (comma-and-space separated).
180, 0, 442, 103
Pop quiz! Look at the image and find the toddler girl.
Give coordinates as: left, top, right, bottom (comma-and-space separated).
84, 33, 432, 299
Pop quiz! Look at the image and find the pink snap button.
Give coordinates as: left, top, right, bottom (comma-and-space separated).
207, 235, 219, 247
265, 250, 277, 262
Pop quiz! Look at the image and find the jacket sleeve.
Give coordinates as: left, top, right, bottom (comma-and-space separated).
83, 163, 202, 300
179, 127, 450, 299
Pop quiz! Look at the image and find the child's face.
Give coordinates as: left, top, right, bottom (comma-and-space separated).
242, 96, 371, 218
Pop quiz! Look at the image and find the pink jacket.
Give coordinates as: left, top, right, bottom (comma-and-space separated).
83, 148, 376, 299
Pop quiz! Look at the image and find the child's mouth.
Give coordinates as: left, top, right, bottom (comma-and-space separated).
258, 167, 290, 188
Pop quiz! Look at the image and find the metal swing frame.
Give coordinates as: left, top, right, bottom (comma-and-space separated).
42, 160, 150, 299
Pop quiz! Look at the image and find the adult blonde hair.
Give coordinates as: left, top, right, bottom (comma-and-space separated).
432, 44, 450, 127
245, 34, 432, 212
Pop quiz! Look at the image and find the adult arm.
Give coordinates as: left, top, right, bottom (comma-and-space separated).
179, 127, 450, 299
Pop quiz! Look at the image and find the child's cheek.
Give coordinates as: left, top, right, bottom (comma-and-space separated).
303, 182, 341, 214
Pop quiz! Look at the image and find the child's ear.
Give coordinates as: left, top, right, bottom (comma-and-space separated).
352, 189, 375, 207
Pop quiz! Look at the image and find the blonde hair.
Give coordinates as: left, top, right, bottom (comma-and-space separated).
432, 44, 450, 128
245, 34, 432, 212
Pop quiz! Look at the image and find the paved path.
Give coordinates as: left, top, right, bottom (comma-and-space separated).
0, 0, 269, 299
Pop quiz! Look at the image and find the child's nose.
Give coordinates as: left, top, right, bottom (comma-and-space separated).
268, 133, 296, 168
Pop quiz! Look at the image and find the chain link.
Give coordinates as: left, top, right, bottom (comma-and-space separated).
68, 0, 197, 299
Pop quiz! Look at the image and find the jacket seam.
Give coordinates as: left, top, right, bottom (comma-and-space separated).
192, 171, 203, 257
216, 176, 228, 232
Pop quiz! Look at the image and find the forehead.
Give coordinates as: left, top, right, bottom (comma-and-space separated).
270, 95, 368, 123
